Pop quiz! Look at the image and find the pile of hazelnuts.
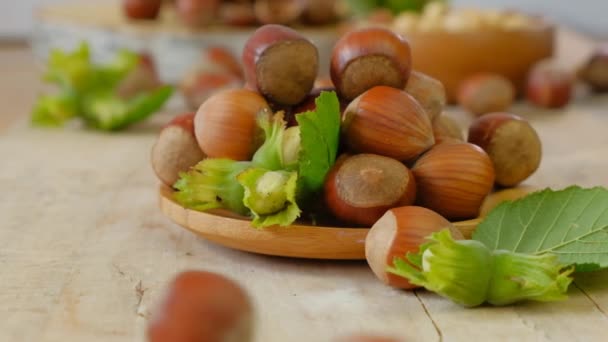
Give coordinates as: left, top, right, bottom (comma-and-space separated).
123, 0, 339, 28
153, 23, 549, 228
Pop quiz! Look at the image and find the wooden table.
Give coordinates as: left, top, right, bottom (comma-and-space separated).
1, 30, 608, 342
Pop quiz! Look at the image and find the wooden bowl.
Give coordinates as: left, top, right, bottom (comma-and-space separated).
403, 24, 555, 102
158, 185, 533, 260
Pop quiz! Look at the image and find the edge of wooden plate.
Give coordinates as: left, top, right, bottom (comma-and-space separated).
158, 185, 534, 260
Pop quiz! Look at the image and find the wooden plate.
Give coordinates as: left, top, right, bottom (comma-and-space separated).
159, 185, 534, 260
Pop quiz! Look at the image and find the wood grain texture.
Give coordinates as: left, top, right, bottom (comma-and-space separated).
1, 28, 608, 342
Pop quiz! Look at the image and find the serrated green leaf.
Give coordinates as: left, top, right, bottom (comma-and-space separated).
473, 186, 608, 271
295, 91, 341, 195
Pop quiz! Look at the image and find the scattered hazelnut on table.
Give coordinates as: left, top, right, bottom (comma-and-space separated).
123, 0, 162, 20
579, 45, 608, 93
147, 271, 253, 342
526, 62, 574, 109
457, 73, 515, 116
176, 0, 221, 28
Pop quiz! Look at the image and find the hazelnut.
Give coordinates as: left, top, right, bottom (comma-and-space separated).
468, 112, 541, 187
457, 73, 515, 116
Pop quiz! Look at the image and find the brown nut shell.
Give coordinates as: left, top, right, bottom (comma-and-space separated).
324, 154, 416, 227
412, 143, 495, 220
342, 86, 434, 162
253, 0, 306, 25
242, 24, 319, 105
432, 115, 464, 144
176, 0, 221, 27
331, 27, 412, 101
468, 112, 541, 187
579, 46, 608, 92
219, 2, 257, 27
151, 113, 206, 187
457, 73, 515, 116
195, 89, 270, 160
147, 271, 253, 342
526, 63, 573, 109
123, 0, 162, 20
404, 70, 447, 122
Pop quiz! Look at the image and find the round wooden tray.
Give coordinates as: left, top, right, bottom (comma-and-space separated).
158, 185, 533, 259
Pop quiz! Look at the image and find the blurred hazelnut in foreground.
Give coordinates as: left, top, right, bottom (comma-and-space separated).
148, 270, 253, 342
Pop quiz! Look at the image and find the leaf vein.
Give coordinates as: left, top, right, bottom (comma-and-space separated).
537, 225, 608, 254
536, 189, 575, 251
513, 191, 549, 251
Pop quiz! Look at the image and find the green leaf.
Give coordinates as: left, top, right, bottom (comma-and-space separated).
295, 91, 341, 196
473, 186, 608, 271
237, 168, 301, 228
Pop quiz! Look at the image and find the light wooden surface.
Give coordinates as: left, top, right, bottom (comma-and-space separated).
159, 185, 530, 259
1, 30, 608, 342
